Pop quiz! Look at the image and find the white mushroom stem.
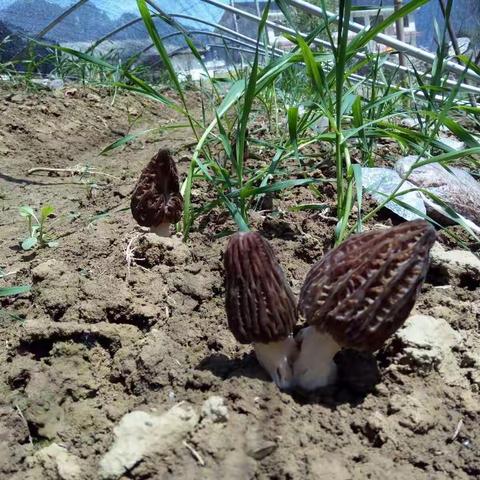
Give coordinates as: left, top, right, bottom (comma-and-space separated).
253, 336, 298, 390
293, 326, 341, 390
150, 223, 171, 237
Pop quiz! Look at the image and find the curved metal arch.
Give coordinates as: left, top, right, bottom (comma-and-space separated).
168, 43, 259, 58
147, 44, 262, 71
137, 30, 264, 58
35, 0, 90, 40
205, 44, 259, 55
87, 12, 267, 57
87, 14, 162, 52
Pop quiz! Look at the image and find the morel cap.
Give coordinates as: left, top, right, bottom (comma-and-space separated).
299, 220, 436, 352
131, 149, 183, 228
224, 232, 298, 344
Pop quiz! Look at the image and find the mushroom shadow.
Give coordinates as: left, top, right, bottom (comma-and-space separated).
197, 349, 381, 408
290, 349, 381, 407
197, 351, 269, 382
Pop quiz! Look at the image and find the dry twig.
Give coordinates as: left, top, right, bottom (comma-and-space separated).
451, 419, 463, 442
15, 404, 33, 448
183, 441, 205, 466
27, 165, 119, 180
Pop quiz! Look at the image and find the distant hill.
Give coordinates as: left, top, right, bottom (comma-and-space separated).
0, 20, 55, 72
0, 0, 115, 41
0, 0, 186, 47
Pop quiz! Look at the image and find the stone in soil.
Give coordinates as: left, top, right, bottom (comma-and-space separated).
99, 403, 199, 479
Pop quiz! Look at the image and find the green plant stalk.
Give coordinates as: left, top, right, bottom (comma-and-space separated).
334, 0, 351, 230
38, 217, 46, 247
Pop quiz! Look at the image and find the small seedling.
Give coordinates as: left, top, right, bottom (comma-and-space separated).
19, 205, 58, 250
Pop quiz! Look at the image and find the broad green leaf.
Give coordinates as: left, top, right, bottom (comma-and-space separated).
19, 206, 34, 217
440, 117, 480, 149
217, 79, 246, 117
21, 237, 38, 250
40, 204, 54, 220
0, 285, 31, 298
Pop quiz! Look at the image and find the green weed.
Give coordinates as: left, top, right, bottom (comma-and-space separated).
19, 205, 58, 250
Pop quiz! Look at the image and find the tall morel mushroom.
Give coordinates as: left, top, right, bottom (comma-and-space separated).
131, 149, 183, 237
294, 220, 436, 390
224, 232, 298, 389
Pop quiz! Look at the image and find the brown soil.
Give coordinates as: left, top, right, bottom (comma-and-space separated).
0, 86, 479, 480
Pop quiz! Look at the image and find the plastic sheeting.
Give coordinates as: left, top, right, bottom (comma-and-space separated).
0, 0, 238, 53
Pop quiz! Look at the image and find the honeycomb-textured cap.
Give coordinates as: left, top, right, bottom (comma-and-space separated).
224, 232, 298, 344
131, 149, 183, 227
299, 220, 437, 351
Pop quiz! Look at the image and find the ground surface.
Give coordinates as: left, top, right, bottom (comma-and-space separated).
0, 85, 479, 480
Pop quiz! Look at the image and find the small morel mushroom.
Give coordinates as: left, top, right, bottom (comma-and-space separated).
131, 149, 183, 237
224, 232, 298, 388
294, 220, 436, 390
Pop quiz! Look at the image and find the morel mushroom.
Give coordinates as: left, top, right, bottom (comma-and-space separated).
131, 149, 183, 237
294, 220, 436, 390
224, 232, 298, 389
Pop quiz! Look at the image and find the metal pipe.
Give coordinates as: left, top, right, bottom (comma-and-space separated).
87, 15, 157, 53
201, 0, 480, 93
288, 0, 480, 82
205, 44, 259, 55
171, 14, 273, 51
179, 6, 480, 96
138, 30, 266, 57
394, 0, 406, 67
34, 0, 90, 41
